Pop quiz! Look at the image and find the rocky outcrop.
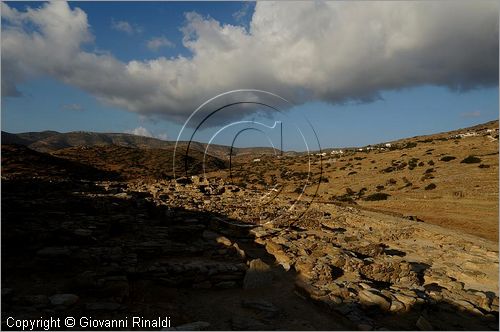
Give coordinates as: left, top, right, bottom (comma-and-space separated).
2, 176, 498, 330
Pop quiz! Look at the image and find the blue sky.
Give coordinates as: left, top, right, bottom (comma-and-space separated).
1, 1, 498, 151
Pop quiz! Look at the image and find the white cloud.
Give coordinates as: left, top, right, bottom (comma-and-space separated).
461, 110, 482, 118
127, 126, 153, 137
2, 1, 498, 123
157, 133, 168, 140
147, 36, 174, 51
111, 18, 142, 35
126, 126, 168, 140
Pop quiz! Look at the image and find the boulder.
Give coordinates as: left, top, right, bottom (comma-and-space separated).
358, 289, 391, 311
416, 316, 433, 331
241, 299, 279, 318
49, 294, 79, 306
243, 259, 273, 289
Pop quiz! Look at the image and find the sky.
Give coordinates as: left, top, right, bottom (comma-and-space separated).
1, 1, 499, 151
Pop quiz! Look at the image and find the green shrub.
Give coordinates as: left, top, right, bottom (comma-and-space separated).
382, 166, 395, 173
421, 173, 434, 181
461, 155, 481, 164
440, 156, 456, 162
386, 178, 397, 185
365, 193, 391, 201
404, 142, 418, 149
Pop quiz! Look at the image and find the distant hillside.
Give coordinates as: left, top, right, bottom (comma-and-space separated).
1, 131, 175, 152
1, 130, 281, 158
320, 120, 499, 154
1, 144, 120, 181
3, 119, 497, 157
52, 145, 228, 180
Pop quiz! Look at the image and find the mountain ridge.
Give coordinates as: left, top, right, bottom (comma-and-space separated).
2, 119, 498, 155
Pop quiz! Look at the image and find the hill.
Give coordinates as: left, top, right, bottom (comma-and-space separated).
1, 144, 120, 181
224, 119, 499, 241
1, 131, 175, 152
1, 130, 281, 159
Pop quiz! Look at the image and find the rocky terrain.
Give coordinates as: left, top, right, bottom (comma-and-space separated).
1, 121, 499, 330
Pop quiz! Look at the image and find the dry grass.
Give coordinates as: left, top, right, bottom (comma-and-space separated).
223, 121, 499, 242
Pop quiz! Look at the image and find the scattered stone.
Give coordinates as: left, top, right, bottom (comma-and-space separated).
36, 247, 71, 258
85, 302, 121, 311
17, 294, 49, 307
243, 259, 273, 289
163, 321, 211, 331
358, 289, 391, 311
416, 316, 433, 331
389, 299, 405, 312
357, 323, 373, 331
231, 315, 267, 330
74, 228, 93, 237
49, 294, 79, 306
241, 299, 279, 318
216, 236, 232, 247
214, 281, 237, 288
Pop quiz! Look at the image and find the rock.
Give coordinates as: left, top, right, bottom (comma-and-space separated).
241, 299, 279, 318
358, 289, 391, 311
176, 321, 211, 331
49, 294, 79, 306
313, 260, 336, 282
74, 228, 92, 237
114, 192, 131, 199
2, 288, 13, 302
86, 302, 121, 311
357, 324, 373, 331
17, 294, 49, 307
192, 281, 212, 289
231, 316, 266, 330
216, 236, 232, 247
354, 243, 385, 257
36, 247, 71, 258
328, 294, 343, 305
294, 257, 316, 281
202, 230, 219, 240
214, 281, 237, 288
232, 243, 246, 259
452, 299, 477, 311
265, 242, 292, 270
243, 259, 273, 289
250, 227, 274, 238
97, 276, 129, 302
295, 277, 328, 299
175, 177, 193, 185
75, 271, 98, 288
360, 261, 418, 285
392, 293, 417, 311
163, 321, 211, 331
389, 299, 405, 312
416, 316, 433, 331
